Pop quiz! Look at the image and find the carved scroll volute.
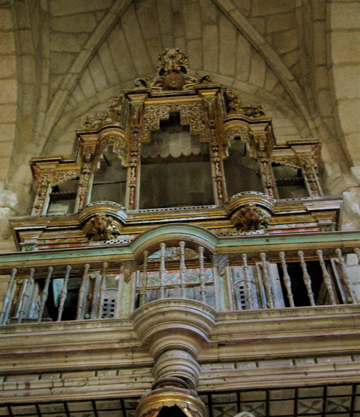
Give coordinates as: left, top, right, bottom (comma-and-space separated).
31, 171, 53, 216
202, 90, 227, 204
126, 94, 147, 210
75, 144, 96, 212
253, 132, 278, 199
300, 155, 322, 197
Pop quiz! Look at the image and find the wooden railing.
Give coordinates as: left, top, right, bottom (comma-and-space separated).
0, 240, 359, 325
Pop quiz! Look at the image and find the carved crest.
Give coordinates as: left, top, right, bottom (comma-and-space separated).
233, 204, 270, 232
83, 214, 122, 241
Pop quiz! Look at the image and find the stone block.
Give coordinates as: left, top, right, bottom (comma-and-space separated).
338, 99, 360, 135
219, 15, 237, 77
157, 0, 173, 34
235, 33, 251, 81
250, 16, 266, 34
233, 0, 251, 16
0, 32, 15, 54
313, 21, 327, 65
184, 2, 202, 40
0, 80, 16, 103
266, 12, 296, 33
272, 28, 298, 54
249, 51, 266, 87
252, 0, 295, 17
203, 25, 219, 73
187, 39, 202, 71
51, 14, 97, 33
0, 104, 16, 123
51, 32, 85, 53
50, 52, 76, 75
135, 1, 160, 41
199, 0, 218, 24
121, 6, 153, 76
88, 54, 109, 93
0, 55, 16, 79
331, 2, 360, 29
333, 66, 360, 100
50, 0, 113, 16
0, 8, 12, 30
98, 41, 121, 87
78, 68, 97, 99
332, 32, 360, 65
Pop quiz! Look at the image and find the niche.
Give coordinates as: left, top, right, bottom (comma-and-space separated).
90, 148, 127, 205
140, 113, 213, 209
224, 138, 263, 197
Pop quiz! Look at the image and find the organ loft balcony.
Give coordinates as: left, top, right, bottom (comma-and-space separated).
0, 49, 359, 414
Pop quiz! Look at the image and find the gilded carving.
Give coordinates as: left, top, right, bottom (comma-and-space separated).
95, 135, 128, 167
83, 95, 124, 129
233, 204, 270, 232
135, 48, 211, 90
32, 174, 51, 216
84, 214, 122, 241
255, 134, 277, 198
53, 170, 78, 186
224, 88, 265, 117
143, 102, 208, 143
301, 156, 322, 197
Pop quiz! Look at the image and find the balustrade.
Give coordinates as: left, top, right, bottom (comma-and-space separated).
0, 244, 359, 325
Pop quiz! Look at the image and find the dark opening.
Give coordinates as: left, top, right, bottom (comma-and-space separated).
157, 405, 187, 417
140, 113, 213, 208
224, 138, 263, 197
91, 148, 127, 205
278, 261, 336, 307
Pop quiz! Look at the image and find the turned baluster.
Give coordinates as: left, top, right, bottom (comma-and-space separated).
159, 243, 166, 299
140, 251, 149, 305
179, 241, 186, 298
335, 248, 357, 303
316, 250, 336, 305
242, 253, 253, 309
198, 246, 206, 303
260, 253, 274, 308
37, 266, 54, 323
97, 262, 108, 319
18, 268, 35, 324
90, 273, 101, 319
279, 252, 295, 307
298, 251, 315, 306
0, 268, 17, 325
76, 264, 90, 320
57, 265, 72, 321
